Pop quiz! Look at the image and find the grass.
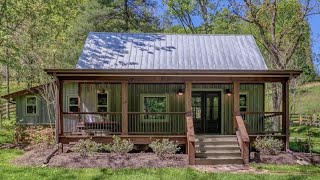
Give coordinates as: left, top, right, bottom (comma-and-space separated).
0, 149, 320, 180
253, 164, 320, 174
290, 125, 320, 153
294, 82, 320, 114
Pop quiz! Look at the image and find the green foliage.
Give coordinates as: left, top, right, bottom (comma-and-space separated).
253, 136, 284, 155
71, 138, 99, 158
149, 139, 180, 158
293, 137, 312, 153
14, 125, 54, 145
107, 135, 134, 154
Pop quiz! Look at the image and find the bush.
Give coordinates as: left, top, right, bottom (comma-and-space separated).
71, 139, 99, 158
149, 139, 180, 158
294, 138, 312, 153
15, 125, 54, 145
253, 136, 284, 155
107, 135, 134, 153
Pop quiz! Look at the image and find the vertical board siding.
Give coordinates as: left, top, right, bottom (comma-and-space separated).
128, 84, 185, 134
16, 95, 51, 125
193, 83, 264, 134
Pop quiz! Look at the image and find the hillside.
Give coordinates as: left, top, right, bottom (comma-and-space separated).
294, 82, 320, 114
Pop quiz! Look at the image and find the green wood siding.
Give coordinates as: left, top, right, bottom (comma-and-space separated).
192, 84, 264, 135
15, 94, 51, 124
128, 84, 185, 134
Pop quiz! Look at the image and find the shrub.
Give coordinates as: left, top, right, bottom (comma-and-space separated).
98, 143, 111, 152
108, 135, 134, 153
294, 137, 312, 153
253, 136, 284, 155
71, 139, 99, 158
149, 139, 180, 158
15, 125, 55, 145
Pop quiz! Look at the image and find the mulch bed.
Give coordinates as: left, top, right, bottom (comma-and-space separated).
11, 146, 188, 168
250, 151, 320, 165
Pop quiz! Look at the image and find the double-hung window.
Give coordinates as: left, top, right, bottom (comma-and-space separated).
239, 93, 248, 112
97, 93, 108, 112
68, 96, 79, 112
26, 96, 38, 115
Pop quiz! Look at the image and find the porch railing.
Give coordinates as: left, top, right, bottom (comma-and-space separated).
62, 112, 122, 135
128, 112, 186, 135
240, 112, 283, 135
235, 112, 249, 164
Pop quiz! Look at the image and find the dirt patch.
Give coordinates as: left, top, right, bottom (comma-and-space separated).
251, 151, 320, 165
11, 146, 188, 168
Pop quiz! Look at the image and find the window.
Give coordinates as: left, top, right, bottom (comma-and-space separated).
68, 96, 79, 112
141, 94, 168, 121
97, 93, 108, 112
26, 96, 38, 115
239, 94, 248, 112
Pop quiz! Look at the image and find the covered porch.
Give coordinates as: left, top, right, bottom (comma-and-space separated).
46, 69, 300, 164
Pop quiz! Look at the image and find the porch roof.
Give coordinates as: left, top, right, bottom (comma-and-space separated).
45, 69, 301, 83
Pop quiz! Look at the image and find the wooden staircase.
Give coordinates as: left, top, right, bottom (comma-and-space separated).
194, 135, 243, 165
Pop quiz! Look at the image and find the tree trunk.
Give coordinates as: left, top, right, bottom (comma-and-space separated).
6, 63, 10, 120
124, 0, 129, 32
272, 83, 282, 131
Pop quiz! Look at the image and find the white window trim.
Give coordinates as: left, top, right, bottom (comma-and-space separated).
96, 91, 109, 112
140, 94, 169, 122
239, 92, 249, 112
25, 96, 39, 116
67, 95, 79, 113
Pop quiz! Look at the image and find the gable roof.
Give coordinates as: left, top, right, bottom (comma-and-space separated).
1, 85, 43, 100
77, 32, 268, 70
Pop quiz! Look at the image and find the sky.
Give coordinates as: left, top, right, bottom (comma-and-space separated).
309, 14, 320, 73
156, 1, 320, 74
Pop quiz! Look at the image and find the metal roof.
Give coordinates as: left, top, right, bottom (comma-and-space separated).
77, 32, 268, 70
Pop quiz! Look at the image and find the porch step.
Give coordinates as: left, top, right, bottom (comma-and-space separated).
194, 135, 243, 165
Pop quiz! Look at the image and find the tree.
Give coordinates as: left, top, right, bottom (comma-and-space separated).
229, 0, 320, 130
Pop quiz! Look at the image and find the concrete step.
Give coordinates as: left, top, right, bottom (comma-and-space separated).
195, 157, 243, 165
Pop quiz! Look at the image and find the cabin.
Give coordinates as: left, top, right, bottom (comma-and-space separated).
2, 33, 301, 165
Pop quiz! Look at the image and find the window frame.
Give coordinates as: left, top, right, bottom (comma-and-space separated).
25, 96, 39, 116
140, 94, 169, 122
96, 91, 109, 113
67, 95, 79, 113
239, 92, 249, 112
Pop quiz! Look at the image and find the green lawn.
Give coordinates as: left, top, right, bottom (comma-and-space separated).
0, 149, 319, 180
294, 82, 320, 114
290, 125, 320, 153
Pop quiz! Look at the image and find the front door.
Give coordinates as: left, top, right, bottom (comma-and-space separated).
192, 91, 221, 134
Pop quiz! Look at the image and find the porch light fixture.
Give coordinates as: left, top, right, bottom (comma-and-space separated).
97, 88, 106, 94
177, 89, 184, 96
225, 89, 232, 96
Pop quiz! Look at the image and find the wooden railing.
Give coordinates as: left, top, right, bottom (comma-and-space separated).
62, 112, 122, 135
290, 113, 320, 126
128, 112, 186, 135
186, 114, 195, 165
235, 111, 249, 164
240, 112, 283, 134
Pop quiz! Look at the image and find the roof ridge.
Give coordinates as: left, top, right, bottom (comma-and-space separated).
88, 32, 254, 37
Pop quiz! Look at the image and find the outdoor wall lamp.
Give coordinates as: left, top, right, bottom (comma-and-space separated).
225, 89, 232, 96
177, 88, 184, 96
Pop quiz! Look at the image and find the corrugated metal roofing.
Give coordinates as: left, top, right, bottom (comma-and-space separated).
77, 32, 268, 70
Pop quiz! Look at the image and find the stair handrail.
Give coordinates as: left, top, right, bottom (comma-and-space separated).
186, 114, 195, 165
235, 111, 250, 164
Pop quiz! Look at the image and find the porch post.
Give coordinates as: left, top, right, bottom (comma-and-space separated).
59, 80, 63, 136
282, 81, 289, 151
185, 81, 192, 116
54, 76, 60, 144
233, 82, 240, 134
122, 82, 128, 135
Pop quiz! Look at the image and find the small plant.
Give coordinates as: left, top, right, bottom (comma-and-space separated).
71, 139, 99, 158
149, 139, 180, 158
98, 143, 111, 152
108, 135, 134, 153
253, 136, 284, 155
16, 125, 55, 145
294, 137, 312, 153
